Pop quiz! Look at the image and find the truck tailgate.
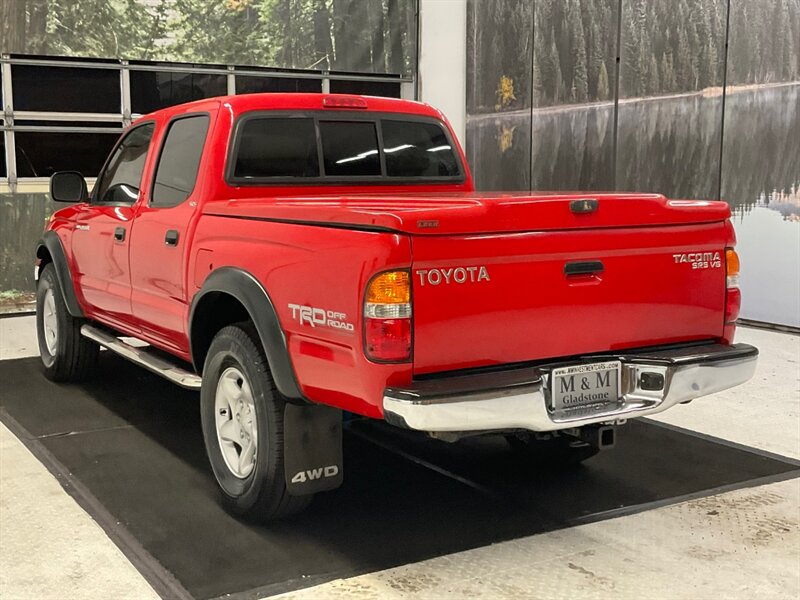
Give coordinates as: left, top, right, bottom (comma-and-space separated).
412, 221, 729, 375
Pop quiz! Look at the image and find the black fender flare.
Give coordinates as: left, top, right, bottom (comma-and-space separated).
36, 231, 84, 318
189, 267, 304, 401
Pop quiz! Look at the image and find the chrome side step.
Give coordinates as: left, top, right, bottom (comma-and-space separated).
80, 324, 202, 390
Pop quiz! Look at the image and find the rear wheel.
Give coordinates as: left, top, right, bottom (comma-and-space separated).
506, 431, 601, 467
36, 263, 99, 382
200, 322, 311, 521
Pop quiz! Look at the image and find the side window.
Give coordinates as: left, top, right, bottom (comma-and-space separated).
94, 123, 155, 204
152, 115, 210, 207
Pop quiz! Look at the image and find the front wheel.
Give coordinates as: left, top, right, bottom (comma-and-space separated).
36, 263, 98, 382
200, 322, 311, 521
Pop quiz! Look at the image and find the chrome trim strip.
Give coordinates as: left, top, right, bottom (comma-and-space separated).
383, 343, 759, 433
81, 325, 202, 390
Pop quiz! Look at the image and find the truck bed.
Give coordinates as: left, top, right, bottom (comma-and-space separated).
205, 192, 733, 376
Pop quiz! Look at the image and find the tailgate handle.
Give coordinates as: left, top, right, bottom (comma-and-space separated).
570, 198, 598, 213
564, 260, 604, 276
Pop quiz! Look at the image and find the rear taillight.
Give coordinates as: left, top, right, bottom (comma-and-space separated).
725, 248, 741, 324
364, 270, 411, 362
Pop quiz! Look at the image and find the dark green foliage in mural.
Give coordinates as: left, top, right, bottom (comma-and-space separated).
621, 0, 800, 96
620, 0, 727, 97
727, 0, 800, 85
168, 0, 272, 66
0, 0, 417, 75
569, 2, 589, 102
533, 0, 618, 108
0, 0, 161, 59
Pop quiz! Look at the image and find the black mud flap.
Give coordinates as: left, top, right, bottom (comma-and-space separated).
284, 404, 343, 495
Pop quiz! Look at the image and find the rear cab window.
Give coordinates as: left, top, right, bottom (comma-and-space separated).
382, 120, 460, 178
227, 112, 463, 184
319, 121, 381, 177
233, 117, 319, 179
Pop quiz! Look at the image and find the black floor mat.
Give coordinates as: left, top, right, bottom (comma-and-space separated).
1, 355, 798, 600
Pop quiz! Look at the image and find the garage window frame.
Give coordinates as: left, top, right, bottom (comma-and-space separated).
1, 55, 413, 192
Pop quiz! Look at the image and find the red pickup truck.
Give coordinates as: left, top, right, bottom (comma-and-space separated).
36, 93, 758, 520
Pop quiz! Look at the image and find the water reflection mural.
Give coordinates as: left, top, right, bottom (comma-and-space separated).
467, 0, 800, 326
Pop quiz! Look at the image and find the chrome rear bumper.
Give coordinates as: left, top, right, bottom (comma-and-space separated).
383, 343, 758, 433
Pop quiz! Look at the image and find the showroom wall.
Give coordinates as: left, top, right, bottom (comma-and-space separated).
467, 0, 800, 327
0, 0, 417, 75
0, 0, 418, 307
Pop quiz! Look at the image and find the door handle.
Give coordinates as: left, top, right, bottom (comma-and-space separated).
165, 230, 179, 246
564, 260, 604, 276
114, 227, 126, 242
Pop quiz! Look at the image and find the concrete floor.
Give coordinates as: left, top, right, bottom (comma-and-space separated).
1, 316, 798, 599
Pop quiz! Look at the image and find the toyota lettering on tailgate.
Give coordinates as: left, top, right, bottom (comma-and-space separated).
415, 266, 490, 286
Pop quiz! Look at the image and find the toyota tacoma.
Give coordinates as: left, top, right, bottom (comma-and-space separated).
35, 93, 758, 520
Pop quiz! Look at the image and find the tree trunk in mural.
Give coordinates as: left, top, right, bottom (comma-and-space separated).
313, 0, 334, 69
332, 0, 372, 72
387, 0, 404, 75
369, 1, 386, 73
0, 0, 26, 54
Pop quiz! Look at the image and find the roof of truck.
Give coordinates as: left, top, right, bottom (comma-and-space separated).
139, 93, 444, 121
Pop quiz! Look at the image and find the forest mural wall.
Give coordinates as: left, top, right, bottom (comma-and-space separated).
0, 0, 417, 310
0, 0, 418, 74
467, 0, 800, 327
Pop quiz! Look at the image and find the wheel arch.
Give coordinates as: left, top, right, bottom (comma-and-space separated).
36, 231, 84, 318
189, 267, 304, 401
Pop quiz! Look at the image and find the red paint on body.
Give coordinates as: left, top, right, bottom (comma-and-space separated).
45, 93, 738, 418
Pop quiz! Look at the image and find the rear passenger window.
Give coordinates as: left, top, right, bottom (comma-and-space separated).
382, 120, 460, 177
319, 121, 381, 177
233, 118, 319, 179
152, 115, 210, 207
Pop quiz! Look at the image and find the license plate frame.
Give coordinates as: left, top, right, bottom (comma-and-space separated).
549, 360, 622, 413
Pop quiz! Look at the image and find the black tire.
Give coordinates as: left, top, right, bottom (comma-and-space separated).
506, 431, 601, 468
36, 263, 99, 382
200, 322, 311, 521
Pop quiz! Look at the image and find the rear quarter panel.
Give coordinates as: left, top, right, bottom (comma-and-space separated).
190, 216, 412, 417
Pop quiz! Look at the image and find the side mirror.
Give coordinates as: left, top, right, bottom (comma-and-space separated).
50, 171, 88, 203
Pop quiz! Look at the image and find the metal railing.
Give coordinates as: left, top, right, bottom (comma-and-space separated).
1, 54, 415, 192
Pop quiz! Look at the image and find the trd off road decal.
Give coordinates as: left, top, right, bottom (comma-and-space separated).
288, 304, 355, 332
